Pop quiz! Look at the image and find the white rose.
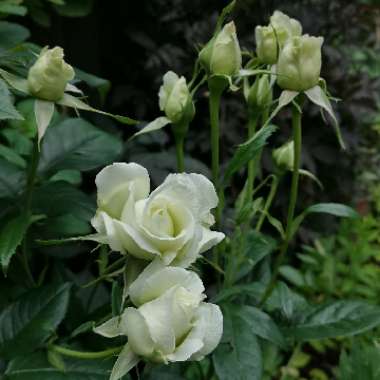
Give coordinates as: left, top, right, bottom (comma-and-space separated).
255, 10, 302, 65
27, 46, 75, 101
95, 261, 223, 380
91, 162, 224, 267
277, 35, 324, 91
158, 71, 194, 126
199, 21, 242, 77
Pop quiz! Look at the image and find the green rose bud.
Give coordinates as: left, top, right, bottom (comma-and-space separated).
158, 71, 194, 126
27, 46, 75, 101
199, 21, 242, 77
273, 140, 294, 170
255, 10, 302, 64
277, 35, 324, 92
247, 74, 272, 111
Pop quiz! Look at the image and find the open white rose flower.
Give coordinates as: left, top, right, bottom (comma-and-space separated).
91, 162, 224, 267
95, 260, 223, 380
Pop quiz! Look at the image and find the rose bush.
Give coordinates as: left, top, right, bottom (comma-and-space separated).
91, 162, 225, 267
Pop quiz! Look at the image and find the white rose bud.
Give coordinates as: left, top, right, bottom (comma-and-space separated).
277, 35, 324, 92
27, 46, 75, 101
91, 162, 224, 267
199, 21, 242, 77
273, 140, 294, 170
247, 74, 272, 111
95, 260, 223, 373
255, 10, 302, 64
158, 71, 194, 126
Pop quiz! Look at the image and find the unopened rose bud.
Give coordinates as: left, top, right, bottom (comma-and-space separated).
247, 74, 272, 111
277, 35, 323, 91
158, 71, 194, 126
199, 21, 242, 77
27, 46, 75, 101
255, 10, 302, 64
273, 141, 294, 170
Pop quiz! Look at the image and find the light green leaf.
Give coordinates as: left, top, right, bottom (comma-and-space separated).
213, 305, 263, 380
38, 118, 123, 175
283, 301, 380, 341
223, 123, 277, 185
131, 116, 171, 139
0, 283, 71, 359
263, 90, 299, 127
299, 169, 323, 189
214, 0, 236, 34
0, 213, 29, 272
0, 79, 23, 120
57, 93, 138, 125
35, 99, 55, 145
305, 85, 345, 149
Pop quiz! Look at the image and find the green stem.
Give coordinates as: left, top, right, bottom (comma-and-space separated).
49, 344, 123, 360
208, 79, 226, 272
259, 104, 302, 305
175, 136, 185, 172
25, 138, 40, 212
255, 175, 280, 232
246, 112, 258, 203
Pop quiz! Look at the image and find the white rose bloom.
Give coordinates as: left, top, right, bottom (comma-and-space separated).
158, 71, 193, 125
95, 261, 223, 380
91, 162, 224, 267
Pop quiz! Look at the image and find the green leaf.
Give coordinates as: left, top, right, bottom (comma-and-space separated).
0, 283, 71, 359
213, 305, 263, 380
0, 3, 27, 16
130, 116, 171, 139
53, 0, 94, 17
291, 203, 359, 239
0, 213, 29, 272
283, 300, 380, 341
223, 124, 277, 186
38, 118, 123, 175
0, 69, 29, 94
0, 79, 23, 120
0, 144, 26, 168
5, 351, 126, 380
0, 158, 25, 199
49, 169, 82, 185
74, 68, 111, 104
212, 282, 265, 304
0, 22, 30, 50
238, 306, 286, 348
305, 85, 345, 149
214, 0, 236, 34
235, 231, 277, 281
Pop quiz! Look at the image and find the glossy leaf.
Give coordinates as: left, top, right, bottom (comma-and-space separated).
0, 283, 71, 359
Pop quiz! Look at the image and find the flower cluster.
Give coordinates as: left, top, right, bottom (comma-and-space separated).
255, 10, 323, 92
92, 163, 224, 379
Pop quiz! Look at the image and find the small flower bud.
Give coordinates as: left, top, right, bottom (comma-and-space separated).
27, 46, 75, 101
277, 35, 324, 92
199, 21, 242, 77
247, 74, 272, 111
255, 10, 302, 65
273, 141, 294, 170
158, 71, 194, 126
